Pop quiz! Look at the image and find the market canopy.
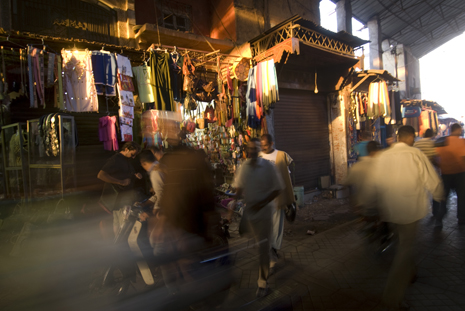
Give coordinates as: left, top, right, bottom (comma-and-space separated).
350, 69, 401, 92
401, 99, 447, 115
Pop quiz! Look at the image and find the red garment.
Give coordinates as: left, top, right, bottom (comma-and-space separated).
99, 116, 118, 151
118, 74, 135, 92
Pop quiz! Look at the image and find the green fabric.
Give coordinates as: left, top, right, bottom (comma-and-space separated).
150, 52, 173, 111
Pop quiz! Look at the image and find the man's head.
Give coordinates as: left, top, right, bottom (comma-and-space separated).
149, 146, 164, 161
120, 142, 141, 158
366, 141, 380, 157
260, 134, 274, 154
424, 129, 434, 138
247, 138, 261, 159
139, 150, 157, 172
451, 123, 462, 136
397, 125, 416, 146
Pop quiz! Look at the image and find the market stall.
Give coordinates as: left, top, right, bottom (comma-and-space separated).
401, 99, 446, 137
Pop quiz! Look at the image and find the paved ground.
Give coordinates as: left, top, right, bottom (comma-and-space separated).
0, 194, 464, 310
221, 196, 465, 310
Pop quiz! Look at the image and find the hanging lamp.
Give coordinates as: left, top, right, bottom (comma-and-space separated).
314, 70, 318, 94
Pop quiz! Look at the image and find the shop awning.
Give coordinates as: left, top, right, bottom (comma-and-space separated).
350, 70, 401, 92
249, 15, 368, 62
135, 23, 235, 53
401, 99, 447, 115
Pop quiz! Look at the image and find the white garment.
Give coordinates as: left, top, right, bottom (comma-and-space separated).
133, 65, 154, 103
343, 156, 377, 209
149, 168, 164, 209
259, 150, 278, 164
62, 49, 98, 112
368, 142, 443, 224
233, 157, 284, 220
116, 54, 133, 77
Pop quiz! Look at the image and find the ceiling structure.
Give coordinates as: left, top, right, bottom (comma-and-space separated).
332, 0, 465, 59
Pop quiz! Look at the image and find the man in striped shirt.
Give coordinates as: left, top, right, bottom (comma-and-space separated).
414, 129, 441, 223
414, 129, 437, 163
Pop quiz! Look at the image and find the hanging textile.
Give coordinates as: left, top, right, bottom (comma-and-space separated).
61, 49, 99, 112
133, 64, 155, 103
99, 116, 118, 151
46, 53, 55, 88
117, 74, 135, 92
28, 46, 38, 108
116, 54, 133, 77
91, 51, 116, 96
54, 55, 64, 109
30, 47, 45, 107
168, 52, 183, 101
150, 51, 173, 111
246, 67, 260, 129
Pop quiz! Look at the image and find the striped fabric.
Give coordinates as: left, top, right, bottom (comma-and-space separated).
414, 137, 437, 161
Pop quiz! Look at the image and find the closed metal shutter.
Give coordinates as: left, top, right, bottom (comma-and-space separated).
273, 89, 330, 191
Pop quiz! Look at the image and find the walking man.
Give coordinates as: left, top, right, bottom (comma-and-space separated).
414, 129, 441, 221
259, 134, 295, 272
370, 125, 443, 308
233, 138, 283, 297
436, 123, 465, 226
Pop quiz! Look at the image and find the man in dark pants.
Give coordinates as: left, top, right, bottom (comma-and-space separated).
436, 123, 465, 226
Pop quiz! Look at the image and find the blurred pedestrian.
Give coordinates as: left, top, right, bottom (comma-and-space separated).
414, 129, 437, 164
414, 129, 441, 221
369, 125, 443, 308
344, 140, 380, 216
259, 134, 295, 273
436, 123, 465, 226
233, 138, 284, 298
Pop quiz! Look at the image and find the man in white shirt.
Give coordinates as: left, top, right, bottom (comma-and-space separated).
260, 134, 295, 272
233, 138, 284, 298
139, 150, 164, 212
369, 125, 443, 309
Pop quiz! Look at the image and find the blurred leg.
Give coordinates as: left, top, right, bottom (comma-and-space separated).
439, 174, 453, 222
248, 215, 271, 289
382, 221, 418, 307
455, 172, 465, 222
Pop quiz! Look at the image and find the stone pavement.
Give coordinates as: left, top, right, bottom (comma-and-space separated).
220, 203, 465, 310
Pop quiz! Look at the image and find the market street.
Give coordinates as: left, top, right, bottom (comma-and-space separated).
0, 195, 464, 310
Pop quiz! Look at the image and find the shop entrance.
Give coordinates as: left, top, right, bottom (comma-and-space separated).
274, 89, 330, 191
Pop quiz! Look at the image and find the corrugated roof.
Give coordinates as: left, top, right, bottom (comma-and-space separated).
333, 0, 465, 58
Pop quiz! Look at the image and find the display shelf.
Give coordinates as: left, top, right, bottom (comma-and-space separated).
27, 115, 76, 199
1, 123, 29, 200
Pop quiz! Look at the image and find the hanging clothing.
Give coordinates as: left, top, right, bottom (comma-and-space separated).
54, 55, 64, 109
168, 52, 183, 101
91, 51, 117, 96
27, 46, 38, 108
46, 53, 56, 88
62, 49, 99, 112
133, 64, 155, 103
116, 54, 133, 77
246, 67, 260, 129
150, 51, 173, 111
99, 116, 118, 151
117, 74, 135, 92
31, 47, 45, 107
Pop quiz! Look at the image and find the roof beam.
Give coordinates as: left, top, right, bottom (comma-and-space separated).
376, 0, 434, 44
